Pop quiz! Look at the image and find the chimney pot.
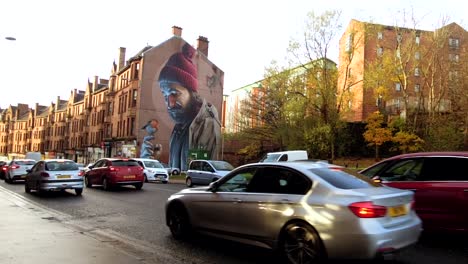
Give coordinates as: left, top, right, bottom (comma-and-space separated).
196, 36, 209, 57
172, 26, 182, 37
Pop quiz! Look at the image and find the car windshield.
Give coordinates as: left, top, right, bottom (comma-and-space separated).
111, 160, 140, 167
211, 161, 234, 171
144, 160, 164, 168
46, 161, 79, 171
310, 167, 382, 189
259, 154, 281, 162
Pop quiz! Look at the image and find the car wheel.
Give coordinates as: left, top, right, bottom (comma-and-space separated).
102, 178, 111, 191
5, 174, 12, 184
25, 183, 31, 193
167, 204, 191, 240
144, 174, 149, 183
85, 176, 92, 188
172, 169, 180, 176
280, 221, 325, 264
162, 181, 168, 184
185, 177, 193, 187
75, 188, 83, 196
135, 182, 143, 190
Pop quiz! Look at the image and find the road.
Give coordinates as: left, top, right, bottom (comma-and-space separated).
1, 180, 467, 264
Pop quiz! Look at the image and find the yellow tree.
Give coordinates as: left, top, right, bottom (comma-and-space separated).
363, 111, 393, 160
392, 131, 424, 153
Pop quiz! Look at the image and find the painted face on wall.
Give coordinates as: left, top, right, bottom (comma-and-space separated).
160, 80, 195, 124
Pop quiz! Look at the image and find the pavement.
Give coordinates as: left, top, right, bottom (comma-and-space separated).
0, 185, 183, 264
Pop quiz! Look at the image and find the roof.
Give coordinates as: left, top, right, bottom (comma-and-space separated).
384, 152, 468, 160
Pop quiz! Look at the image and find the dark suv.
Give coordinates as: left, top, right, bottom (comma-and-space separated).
84, 158, 144, 191
360, 152, 468, 233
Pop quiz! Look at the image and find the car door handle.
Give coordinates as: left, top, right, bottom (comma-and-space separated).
463, 189, 468, 192
232, 198, 242, 203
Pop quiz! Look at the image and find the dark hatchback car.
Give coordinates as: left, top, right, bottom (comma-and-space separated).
360, 152, 468, 233
84, 158, 144, 191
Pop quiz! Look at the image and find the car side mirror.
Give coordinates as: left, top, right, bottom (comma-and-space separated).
372, 176, 382, 183
26, 169, 32, 173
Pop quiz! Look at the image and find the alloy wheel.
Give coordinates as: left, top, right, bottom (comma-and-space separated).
282, 222, 324, 264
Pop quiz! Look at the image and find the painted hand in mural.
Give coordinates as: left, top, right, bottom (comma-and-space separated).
140, 119, 159, 159
158, 43, 221, 171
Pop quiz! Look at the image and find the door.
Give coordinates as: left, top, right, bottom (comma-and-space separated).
188, 167, 258, 235
237, 166, 312, 240
28, 161, 45, 190
88, 159, 106, 184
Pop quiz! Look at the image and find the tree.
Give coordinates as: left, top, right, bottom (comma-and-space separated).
391, 131, 424, 153
363, 111, 393, 160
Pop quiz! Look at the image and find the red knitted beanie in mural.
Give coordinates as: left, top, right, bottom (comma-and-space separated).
159, 43, 198, 92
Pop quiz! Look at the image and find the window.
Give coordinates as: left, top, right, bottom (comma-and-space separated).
420, 157, 468, 181
415, 51, 420, 60
345, 33, 353, 52
449, 54, 460, 62
377, 32, 383, 40
217, 168, 257, 192
132, 89, 138, 107
380, 159, 424, 181
247, 167, 311, 195
414, 67, 420, 77
377, 47, 383, 56
449, 38, 460, 48
415, 84, 420, 92
395, 83, 401, 91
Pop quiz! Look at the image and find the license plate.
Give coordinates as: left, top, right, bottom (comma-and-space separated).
388, 205, 408, 217
57, 175, 71, 179
21, 175, 26, 179
124, 175, 135, 179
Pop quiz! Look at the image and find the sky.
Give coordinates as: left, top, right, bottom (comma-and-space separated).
0, 0, 466, 109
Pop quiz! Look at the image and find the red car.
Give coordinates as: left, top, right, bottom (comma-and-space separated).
360, 152, 468, 234
84, 158, 144, 191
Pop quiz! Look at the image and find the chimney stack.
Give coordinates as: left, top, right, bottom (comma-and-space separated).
196, 36, 209, 57
172, 26, 182, 37
118, 47, 126, 71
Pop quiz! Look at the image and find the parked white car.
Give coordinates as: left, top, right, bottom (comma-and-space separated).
133, 158, 169, 183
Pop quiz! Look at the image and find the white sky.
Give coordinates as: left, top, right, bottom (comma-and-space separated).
0, 0, 465, 108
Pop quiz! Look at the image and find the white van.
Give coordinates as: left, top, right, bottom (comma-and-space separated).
25, 152, 42, 162
258, 150, 308, 162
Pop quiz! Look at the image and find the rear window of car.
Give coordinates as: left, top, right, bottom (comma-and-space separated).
211, 161, 234, 171
111, 160, 140, 167
46, 161, 78, 171
14, 160, 36, 165
310, 168, 382, 189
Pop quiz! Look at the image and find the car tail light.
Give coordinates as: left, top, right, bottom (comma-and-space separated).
348, 201, 387, 218
10, 165, 20, 170
78, 171, 84, 176
2, 166, 7, 171
40, 172, 49, 177
109, 166, 119, 172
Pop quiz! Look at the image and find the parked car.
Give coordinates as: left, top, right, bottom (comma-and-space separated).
133, 158, 169, 183
84, 158, 144, 191
4, 159, 37, 183
0, 160, 9, 180
359, 151, 468, 234
161, 162, 180, 175
185, 160, 234, 187
24, 159, 84, 195
166, 161, 422, 263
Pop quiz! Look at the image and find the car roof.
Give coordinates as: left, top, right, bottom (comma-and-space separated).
382, 151, 468, 161
131, 158, 160, 162
43, 159, 75, 162
241, 161, 342, 170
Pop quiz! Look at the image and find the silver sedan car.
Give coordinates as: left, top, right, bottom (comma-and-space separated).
165, 161, 422, 263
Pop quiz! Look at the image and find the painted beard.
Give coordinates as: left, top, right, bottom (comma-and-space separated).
167, 99, 196, 124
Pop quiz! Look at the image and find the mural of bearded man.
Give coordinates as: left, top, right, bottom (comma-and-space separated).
158, 43, 221, 171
